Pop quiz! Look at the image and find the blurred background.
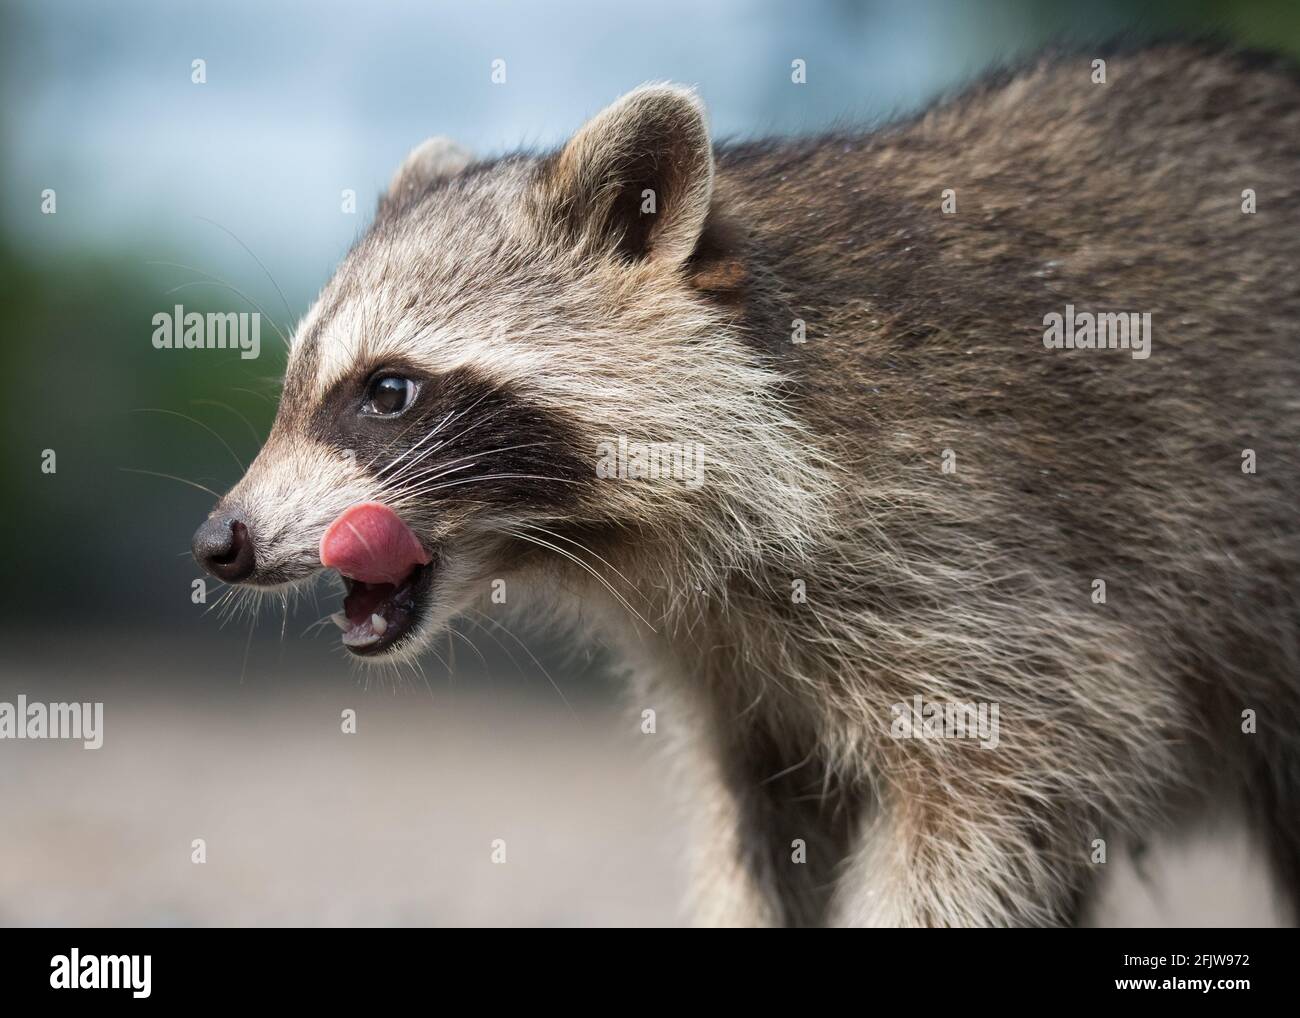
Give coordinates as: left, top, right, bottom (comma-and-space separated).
1, 0, 1296, 926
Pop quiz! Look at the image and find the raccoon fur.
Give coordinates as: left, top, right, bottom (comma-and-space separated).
192, 42, 1300, 927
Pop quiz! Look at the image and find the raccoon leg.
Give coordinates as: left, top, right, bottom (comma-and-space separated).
1249, 743, 1300, 924
649, 661, 857, 926
830, 779, 1097, 927
697, 725, 861, 927
644, 673, 785, 926
685, 772, 781, 928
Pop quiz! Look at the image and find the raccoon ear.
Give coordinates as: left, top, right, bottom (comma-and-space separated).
381, 136, 474, 214
539, 84, 714, 266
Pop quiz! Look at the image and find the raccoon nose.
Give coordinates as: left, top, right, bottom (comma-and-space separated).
192, 512, 257, 583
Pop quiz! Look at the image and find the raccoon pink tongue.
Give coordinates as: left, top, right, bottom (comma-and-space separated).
319, 502, 430, 586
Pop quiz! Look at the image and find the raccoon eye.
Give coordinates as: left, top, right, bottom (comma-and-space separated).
364, 375, 417, 416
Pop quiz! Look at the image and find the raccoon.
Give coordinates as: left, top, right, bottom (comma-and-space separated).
192, 43, 1300, 927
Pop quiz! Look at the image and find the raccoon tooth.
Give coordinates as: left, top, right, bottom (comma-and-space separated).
342, 629, 380, 648
330, 612, 349, 631
371, 614, 388, 636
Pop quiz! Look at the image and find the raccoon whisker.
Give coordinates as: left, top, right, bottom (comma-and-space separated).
384, 406, 511, 487
382, 461, 479, 498
204, 586, 238, 619
464, 607, 576, 717
214, 584, 249, 625
370, 412, 454, 477
149, 259, 292, 351
377, 438, 450, 488
402, 402, 513, 476
514, 522, 637, 591
192, 398, 262, 447
239, 611, 257, 684
193, 215, 296, 340
427, 384, 502, 438
129, 408, 246, 472
446, 623, 489, 669
375, 386, 503, 481
460, 613, 529, 683
302, 614, 339, 635
213, 585, 242, 621
387, 442, 562, 495
383, 437, 510, 489
390, 472, 583, 504
501, 527, 657, 634
118, 467, 222, 500
373, 416, 468, 485
367, 403, 463, 476
428, 383, 499, 435
389, 469, 563, 500
367, 650, 414, 693
218, 584, 264, 629
422, 638, 451, 677
435, 440, 563, 472
230, 385, 278, 406
160, 279, 292, 351
406, 654, 436, 701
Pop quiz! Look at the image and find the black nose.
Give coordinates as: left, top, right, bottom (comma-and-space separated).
192, 513, 257, 583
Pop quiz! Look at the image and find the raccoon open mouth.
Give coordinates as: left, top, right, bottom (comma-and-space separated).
319, 502, 433, 656
334, 564, 434, 655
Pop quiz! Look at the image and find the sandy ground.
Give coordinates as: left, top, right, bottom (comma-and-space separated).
0, 635, 1288, 927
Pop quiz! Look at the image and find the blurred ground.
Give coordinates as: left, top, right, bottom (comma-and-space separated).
0, 634, 685, 927
0, 633, 1287, 927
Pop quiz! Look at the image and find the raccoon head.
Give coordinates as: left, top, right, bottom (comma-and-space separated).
192, 84, 814, 662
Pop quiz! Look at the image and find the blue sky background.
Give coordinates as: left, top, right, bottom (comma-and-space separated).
9, 0, 1280, 302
